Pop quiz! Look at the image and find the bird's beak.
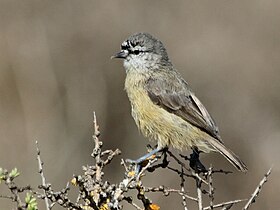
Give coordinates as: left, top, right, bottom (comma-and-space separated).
111, 50, 128, 59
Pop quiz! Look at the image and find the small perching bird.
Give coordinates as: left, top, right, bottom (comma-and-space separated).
112, 32, 247, 172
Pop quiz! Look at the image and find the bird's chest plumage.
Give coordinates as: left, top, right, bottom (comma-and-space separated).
124, 72, 202, 149
124, 72, 158, 129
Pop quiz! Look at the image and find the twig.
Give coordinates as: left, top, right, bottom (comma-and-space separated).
124, 197, 142, 210
91, 112, 102, 205
204, 199, 246, 210
103, 149, 122, 166
196, 175, 203, 210
211, 169, 232, 175
0, 195, 13, 200
180, 166, 188, 210
91, 111, 102, 182
76, 191, 81, 204
145, 186, 197, 202
243, 167, 272, 210
221, 203, 233, 210
208, 166, 214, 209
0, 171, 32, 209
36, 141, 51, 210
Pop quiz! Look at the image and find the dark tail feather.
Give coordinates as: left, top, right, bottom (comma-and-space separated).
208, 138, 248, 172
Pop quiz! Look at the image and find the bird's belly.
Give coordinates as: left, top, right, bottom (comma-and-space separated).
128, 88, 212, 152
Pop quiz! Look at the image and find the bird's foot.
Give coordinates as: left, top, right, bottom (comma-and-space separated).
125, 147, 166, 175
181, 148, 207, 174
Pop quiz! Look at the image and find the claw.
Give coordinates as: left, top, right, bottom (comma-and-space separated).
125, 147, 165, 175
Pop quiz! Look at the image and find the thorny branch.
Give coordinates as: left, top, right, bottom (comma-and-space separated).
208, 166, 214, 210
203, 199, 247, 210
36, 141, 50, 210
196, 174, 203, 210
180, 166, 188, 210
0, 112, 273, 210
0, 167, 31, 210
243, 167, 272, 210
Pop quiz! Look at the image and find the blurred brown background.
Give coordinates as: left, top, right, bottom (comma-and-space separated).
0, 0, 279, 209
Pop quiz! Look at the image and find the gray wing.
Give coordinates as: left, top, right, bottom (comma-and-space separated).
146, 74, 222, 142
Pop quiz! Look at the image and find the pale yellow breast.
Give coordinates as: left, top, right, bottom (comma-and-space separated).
124, 72, 213, 152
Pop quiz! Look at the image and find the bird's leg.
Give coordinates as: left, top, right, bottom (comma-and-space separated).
126, 146, 167, 174
126, 146, 165, 164
188, 147, 207, 173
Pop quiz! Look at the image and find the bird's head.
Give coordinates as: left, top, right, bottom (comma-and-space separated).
112, 32, 172, 73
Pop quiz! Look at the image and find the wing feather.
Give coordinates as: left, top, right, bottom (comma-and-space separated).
146, 73, 222, 142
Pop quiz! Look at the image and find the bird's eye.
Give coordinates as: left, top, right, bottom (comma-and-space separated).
134, 50, 140, 55
121, 45, 129, 50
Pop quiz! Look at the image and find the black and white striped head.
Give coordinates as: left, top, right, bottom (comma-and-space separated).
112, 33, 172, 72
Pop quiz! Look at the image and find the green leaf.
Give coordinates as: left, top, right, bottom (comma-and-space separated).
9, 168, 20, 178
0, 168, 5, 183
25, 193, 38, 210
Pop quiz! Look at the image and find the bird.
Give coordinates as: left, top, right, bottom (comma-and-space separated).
112, 32, 247, 172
